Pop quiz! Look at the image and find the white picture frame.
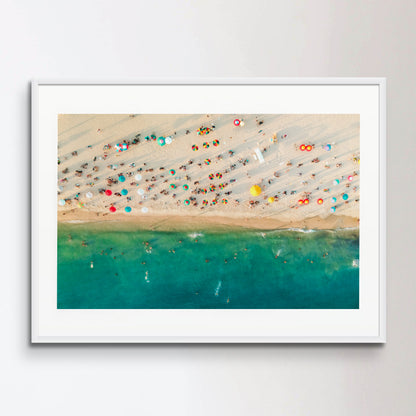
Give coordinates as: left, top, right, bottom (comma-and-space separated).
32, 78, 386, 343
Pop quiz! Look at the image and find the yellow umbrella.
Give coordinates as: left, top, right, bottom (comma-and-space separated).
250, 185, 262, 196
268, 196, 275, 203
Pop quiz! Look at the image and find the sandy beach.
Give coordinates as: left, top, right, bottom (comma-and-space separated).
58, 114, 360, 229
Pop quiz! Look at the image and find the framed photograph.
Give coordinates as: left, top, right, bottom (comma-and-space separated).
31, 79, 386, 343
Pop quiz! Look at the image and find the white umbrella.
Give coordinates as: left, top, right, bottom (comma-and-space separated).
141, 207, 149, 213
137, 189, 145, 195
165, 136, 173, 145
58, 199, 65, 206
135, 174, 142, 181
57, 186, 63, 192
86, 192, 93, 198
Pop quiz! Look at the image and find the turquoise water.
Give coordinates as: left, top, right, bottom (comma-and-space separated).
58, 223, 359, 309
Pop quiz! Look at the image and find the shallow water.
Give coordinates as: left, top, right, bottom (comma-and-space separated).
58, 223, 359, 309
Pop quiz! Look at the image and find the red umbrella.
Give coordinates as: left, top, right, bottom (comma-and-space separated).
109, 206, 116, 213
105, 190, 112, 196
300, 144, 306, 151
234, 119, 241, 126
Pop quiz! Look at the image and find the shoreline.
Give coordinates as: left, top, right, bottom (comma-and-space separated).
58, 210, 359, 231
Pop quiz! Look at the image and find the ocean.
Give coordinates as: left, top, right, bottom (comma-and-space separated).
58, 223, 359, 309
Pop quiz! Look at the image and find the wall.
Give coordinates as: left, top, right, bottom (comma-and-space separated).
1, 0, 415, 414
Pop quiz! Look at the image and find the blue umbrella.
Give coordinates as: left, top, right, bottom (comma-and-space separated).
158, 137, 166, 146
330, 206, 336, 213
333, 179, 340, 185
119, 175, 126, 183
325, 144, 332, 151
331, 197, 337, 203
342, 193, 349, 200
121, 189, 128, 196
125, 206, 132, 213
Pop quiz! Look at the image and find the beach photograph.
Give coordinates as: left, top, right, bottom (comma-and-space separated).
57, 113, 360, 309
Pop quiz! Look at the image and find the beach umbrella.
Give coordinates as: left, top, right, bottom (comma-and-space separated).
58, 186, 63, 192
170, 184, 176, 189
208, 173, 214, 180
184, 199, 190, 205
122, 143, 128, 151
348, 175, 353, 181
317, 198, 323, 205
333, 179, 340, 185
213, 140, 219, 146
304, 198, 310, 205
268, 196, 275, 203
141, 207, 149, 213
203, 142, 209, 149
137, 189, 145, 195
330, 206, 336, 213
222, 199, 228, 204
300, 144, 306, 151
165, 136, 172, 144
78, 202, 85, 208
204, 159, 211, 165
169, 169, 176, 176
183, 184, 189, 190
144, 136, 150, 141
119, 175, 126, 183
250, 185, 262, 196
105, 189, 112, 196
331, 197, 337, 203
234, 119, 241, 126
121, 189, 128, 196
240, 121, 245, 126
325, 144, 332, 151
157, 137, 166, 146
151, 135, 156, 141
219, 183, 225, 190
201, 188, 207, 194
209, 185, 216, 192
58, 199, 66, 206
192, 145, 198, 151
342, 193, 349, 200
202, 199, 208, 206
306, 145, 312, 152
212, 198, 218, 205
125, 206, 132, 213
135, 174, 142, 181
215, 172, 222, 179
298, 199, 304, 205
86, 191, 93, 199
109, 206, 116, 213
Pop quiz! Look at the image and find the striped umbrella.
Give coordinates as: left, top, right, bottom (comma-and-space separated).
192, 145, 198, 151
212, 198, 218, 205
204, 159, 211, 165
201, 188, 207, 194
215, 172, 222, 179
222, 199, 228, 204
213, 139, 219, 146
209, 185, 216, 192
208, 173, 214, 180
202, 200, 208, 206
203, 142, 209, 149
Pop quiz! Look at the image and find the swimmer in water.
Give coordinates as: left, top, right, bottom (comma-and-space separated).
81, 240, 87, 247
90, 261, 94, 269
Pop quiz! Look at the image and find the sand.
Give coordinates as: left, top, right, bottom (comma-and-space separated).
57, 114, 360, 230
